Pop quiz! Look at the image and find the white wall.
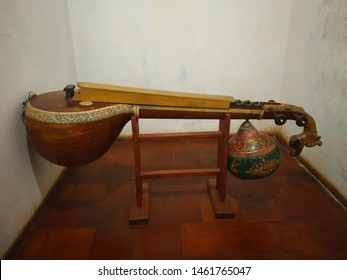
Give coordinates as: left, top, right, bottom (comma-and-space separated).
281, 0, 347, 199
67, 0, 292, 133
0, 0, 77, 257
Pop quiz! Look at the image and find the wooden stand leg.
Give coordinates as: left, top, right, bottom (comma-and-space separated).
207, 178, 236, 219
129, 116, 149, 224
131, 116, 143, 207
129, 183, 150, 224
216, 113, 230, 201
208, 113, 235, 218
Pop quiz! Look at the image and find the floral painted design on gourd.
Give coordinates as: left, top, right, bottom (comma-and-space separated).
228, 121, 281, 179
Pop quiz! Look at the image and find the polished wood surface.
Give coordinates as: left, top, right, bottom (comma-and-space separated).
25, 91, 132, 166
29, 91, 114, 112
26, 113, 131, 166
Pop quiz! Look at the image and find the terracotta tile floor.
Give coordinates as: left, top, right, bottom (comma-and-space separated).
11, 139, 347, 260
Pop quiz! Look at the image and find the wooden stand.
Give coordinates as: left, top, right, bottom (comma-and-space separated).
129, 114, 235, 224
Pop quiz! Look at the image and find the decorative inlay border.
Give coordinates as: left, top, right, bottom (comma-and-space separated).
25, 102, 133, 124
25, 101, 306, 124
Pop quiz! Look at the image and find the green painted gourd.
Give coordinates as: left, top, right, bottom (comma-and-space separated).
228, 120, 281, 179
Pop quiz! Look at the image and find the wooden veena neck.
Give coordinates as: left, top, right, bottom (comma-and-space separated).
73, 82, 235, 109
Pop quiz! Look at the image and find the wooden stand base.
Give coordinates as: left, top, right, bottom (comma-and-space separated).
207, 178, 236, 219
129, 183, 150, 224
